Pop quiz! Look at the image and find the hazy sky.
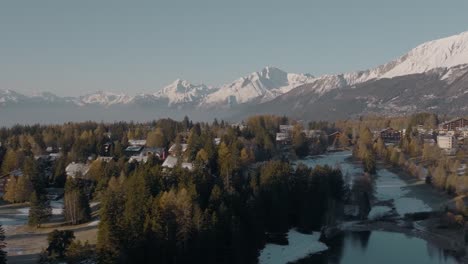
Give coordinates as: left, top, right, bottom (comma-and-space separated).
1, 0, 468, 96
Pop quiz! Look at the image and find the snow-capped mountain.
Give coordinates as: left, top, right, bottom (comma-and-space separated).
245, 31, 468, 120
203, 67, 315, 105
0, 89, 28, 106
153, 79, 215, 106
297, 30, 468, 96
2, 30, 468, 124
77, 91, 133, 106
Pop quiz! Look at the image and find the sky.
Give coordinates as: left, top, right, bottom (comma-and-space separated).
1, 0, 468, 96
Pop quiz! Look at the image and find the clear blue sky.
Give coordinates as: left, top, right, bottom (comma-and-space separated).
1, 0, 468, 96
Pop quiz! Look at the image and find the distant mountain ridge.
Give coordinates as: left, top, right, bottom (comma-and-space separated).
2, 30, 468, 124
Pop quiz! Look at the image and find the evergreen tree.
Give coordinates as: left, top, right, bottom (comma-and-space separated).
0, 224, 6, 264
46, 230, 75, 259
97, 177, 125, 263
28, 191, 52, 227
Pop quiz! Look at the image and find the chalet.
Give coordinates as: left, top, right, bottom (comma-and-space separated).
276, 132, 290, 145
438, 118, 468, 131
230, 122, 247, 130
49, 152, 62, 161
459, 128, 468, 138
279, 125, 294, 134
379, 128, 401, 143
128, 139, 147, 146
141, 147, 166, 159
303, 129, 322, 139
125, 145, 144, 156
96, 156, 114, 162
129, 156, 149, 164
328, 131, 341, 145
65, 162, 90, 178
162, 156, 193, 171
168, 143, 188, 156
128, 147, 165, 164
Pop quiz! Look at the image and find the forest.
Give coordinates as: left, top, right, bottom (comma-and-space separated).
0, 115, 343, 264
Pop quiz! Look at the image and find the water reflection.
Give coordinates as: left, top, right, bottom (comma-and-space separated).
295, 231, 458, 264
292, 152, 458, 264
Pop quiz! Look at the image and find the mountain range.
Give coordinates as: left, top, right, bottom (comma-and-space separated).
2, 31, 468, 125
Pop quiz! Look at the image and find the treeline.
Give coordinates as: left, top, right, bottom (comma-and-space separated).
97, 160, 345, 264
0, 115, 342, 263
335, 113, 439, 132
343, 113, 468, 208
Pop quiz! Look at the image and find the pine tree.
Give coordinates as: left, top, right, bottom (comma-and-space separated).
28, 191, 52, 227
46, 230, 75, 259
0, 224, 6, 264
97, 177, 125, 263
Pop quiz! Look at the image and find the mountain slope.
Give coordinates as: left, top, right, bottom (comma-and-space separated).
203, 67, 315, 106
2, 31, 468, 123
239, 66, 468, 120
153, 79, 215, 106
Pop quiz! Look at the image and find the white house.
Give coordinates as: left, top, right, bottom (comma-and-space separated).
168, 143, 188, 156
162, 156, 193, 171
65, 162, 90, 178
437, 135, 455, 149
128, 139, 147, 146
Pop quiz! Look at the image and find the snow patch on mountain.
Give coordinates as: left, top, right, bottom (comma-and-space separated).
203, 67, 315, 105
0, 89, 27, 105
153, 79, 215, 105
78, 91, 133, 106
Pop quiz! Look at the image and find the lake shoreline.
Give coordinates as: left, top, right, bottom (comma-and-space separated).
311, 151, 467, 263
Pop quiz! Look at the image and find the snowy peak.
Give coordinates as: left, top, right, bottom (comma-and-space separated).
291, 31, 468, 96
78, 91, 133, 106
0, 89, 27, 105
371, 31, 468, 80
203, 66, 315, 105
154, 79, 214, 105
387, 31, 468, 78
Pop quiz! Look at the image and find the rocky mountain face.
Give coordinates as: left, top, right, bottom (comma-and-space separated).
2, 31, 468, 125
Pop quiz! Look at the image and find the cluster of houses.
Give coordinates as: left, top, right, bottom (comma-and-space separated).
436, 117, 468, 155
367, 118, 468, 155
65, 139, 198, 179
0, 147, 63, 193
275, 124, 324, 145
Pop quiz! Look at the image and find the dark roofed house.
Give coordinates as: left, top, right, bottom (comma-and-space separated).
141, 147, 166, 159
125, 145, 144, 156
439, 118, 468, 131
379, 128, 401, 143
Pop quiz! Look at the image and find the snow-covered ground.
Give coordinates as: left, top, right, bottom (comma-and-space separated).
87, 220, 100, 227
16, 198, 64, 216
258, 229, 327, 264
